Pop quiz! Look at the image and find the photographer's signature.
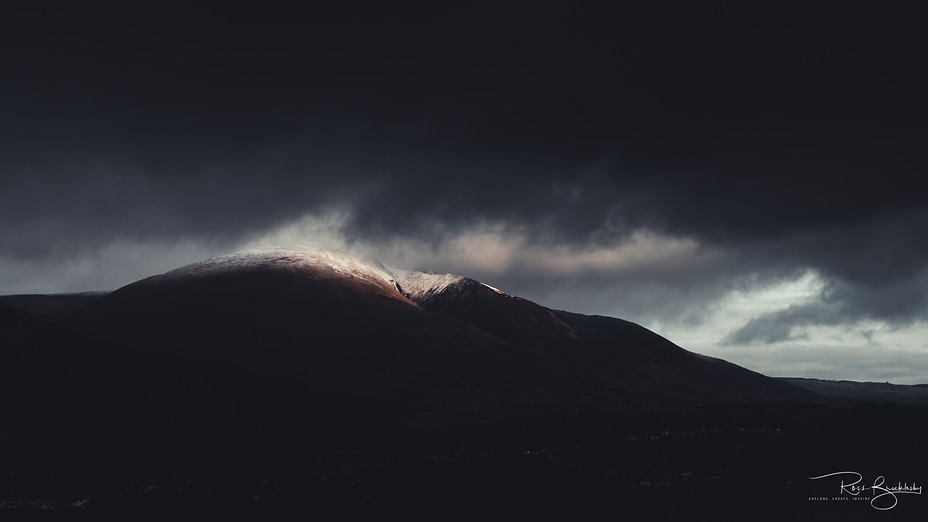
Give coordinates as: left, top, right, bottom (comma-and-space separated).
810, 471, 922, 510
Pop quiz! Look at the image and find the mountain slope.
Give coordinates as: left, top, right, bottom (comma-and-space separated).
3, 246, 814, 456
2, 246, 832, 518
58, 247, 808, 406
392, 266, 808, 402
394, 270, 578, 346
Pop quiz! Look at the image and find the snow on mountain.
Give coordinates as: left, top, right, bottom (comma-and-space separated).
389, 269, 468, 302
156, 246, 521, 310
142, 246, 518, 313
126, 247, 583, 346
158, 246, 397, 289
479, 282, 508, 295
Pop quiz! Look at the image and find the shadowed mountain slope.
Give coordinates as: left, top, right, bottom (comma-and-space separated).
3, 246, 816, 456
61, 247, 809, 407
5, 247, 878, 520
0, 292, 106, 320
393, 267, 808, 403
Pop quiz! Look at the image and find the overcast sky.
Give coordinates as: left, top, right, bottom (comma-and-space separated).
2, 4, 927, 383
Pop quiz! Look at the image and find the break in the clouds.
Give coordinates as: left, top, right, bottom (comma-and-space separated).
723, 272, 928, 346
2, 4, 927, 382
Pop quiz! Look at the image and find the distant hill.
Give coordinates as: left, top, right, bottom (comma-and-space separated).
779, 377, 928, 404
0, 291, 106, 320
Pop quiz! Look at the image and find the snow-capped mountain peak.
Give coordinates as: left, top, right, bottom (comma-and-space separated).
160, 246, 396, 286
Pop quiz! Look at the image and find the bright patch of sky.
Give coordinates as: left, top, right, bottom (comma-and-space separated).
645, 271, 928, 384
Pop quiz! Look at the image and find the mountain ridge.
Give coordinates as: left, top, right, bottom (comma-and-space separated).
53, 246, 810, 403
14, 245, 911, 520
1, 244, 820, 460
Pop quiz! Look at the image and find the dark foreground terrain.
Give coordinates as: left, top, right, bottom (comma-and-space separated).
2, 249, 926, 520
3, 400, 927, 521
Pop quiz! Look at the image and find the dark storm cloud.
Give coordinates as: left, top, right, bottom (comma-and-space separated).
717, 208, 928, 344
2, 3, 927, 340
0, 152, 355, 260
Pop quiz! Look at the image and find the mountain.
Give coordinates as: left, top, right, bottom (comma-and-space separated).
63, 246, 807, 405
3, 246, 844, 519
1, 246, 811, 456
